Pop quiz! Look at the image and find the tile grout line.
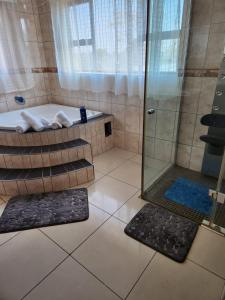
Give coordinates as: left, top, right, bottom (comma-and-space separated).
71, 255, 123, 300
20, 255, 70, 300
67, 214, 112, 254
0, 231, 21, 248
38, 228, 71, 255
124, 251, 157, 300
187, 258, 225, 281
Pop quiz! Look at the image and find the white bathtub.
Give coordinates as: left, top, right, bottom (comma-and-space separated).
0, 104, 103, 131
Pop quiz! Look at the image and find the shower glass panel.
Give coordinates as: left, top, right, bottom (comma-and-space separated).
142, 0, 192, 195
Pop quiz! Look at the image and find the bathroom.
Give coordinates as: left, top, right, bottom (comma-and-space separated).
0, 0, 225, 299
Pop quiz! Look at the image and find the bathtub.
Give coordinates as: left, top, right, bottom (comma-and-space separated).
0, 104, 103, 131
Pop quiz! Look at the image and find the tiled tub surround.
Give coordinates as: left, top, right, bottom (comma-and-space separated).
0, 114, 113, 195
0, 114, 113, 155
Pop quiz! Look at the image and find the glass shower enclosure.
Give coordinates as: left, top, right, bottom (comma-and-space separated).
142, 0, 192, 195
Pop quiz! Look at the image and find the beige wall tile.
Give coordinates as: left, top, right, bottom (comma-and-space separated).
191, 0, 213, 26
178, 113, 196, 145
205, 23, 225, 69
176, 144, 191, 168
212, 0, 225, 24
198, 78, 217, 114
186, 26, 210, 68
190, 146, 204, 171
181, 77, 202, 113
125, 106, 140, 134
155, 110, 176, 141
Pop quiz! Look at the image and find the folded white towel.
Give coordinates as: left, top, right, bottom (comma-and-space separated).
55, 111, 73, 128
16, 121, 30, 134
21, 111, 45, 132
41, 117, 62, 130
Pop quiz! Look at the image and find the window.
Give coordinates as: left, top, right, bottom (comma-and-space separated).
50, 0, 146, 96
0, 2, 33, 93
149, 0, 184, 72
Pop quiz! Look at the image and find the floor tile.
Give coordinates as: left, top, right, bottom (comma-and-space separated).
127, 253, 225, 300
94, 148, 135, 174
109, 160, 142, 188
88, 176, 137, 214
24, 257, 120, 300
188, 226, 225, 278
73, 217, 155, 299
130, 155, 142, 164
0, 229, 67, 300
41, 204, 110, 253
113, 192, 147, 223
94, 170, 105, 182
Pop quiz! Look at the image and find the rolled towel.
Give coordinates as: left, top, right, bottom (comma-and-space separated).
55, 111, 73, 128
16, 121, 30, 134
41, 117, 62, 130
21, 111, 45, 132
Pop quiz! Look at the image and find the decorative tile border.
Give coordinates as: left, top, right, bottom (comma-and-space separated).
184, 69, 219, 78
31, 67, 219, 78
32, 67, 58, 73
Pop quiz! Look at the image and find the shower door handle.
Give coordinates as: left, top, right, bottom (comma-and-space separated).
147, 109, 155, 115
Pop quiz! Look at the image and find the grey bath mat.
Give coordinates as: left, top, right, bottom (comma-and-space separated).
0, 188, 89, 233
124, 203, 198, 262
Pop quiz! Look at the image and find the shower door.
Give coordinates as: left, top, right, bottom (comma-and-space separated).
142, 0, 192, 195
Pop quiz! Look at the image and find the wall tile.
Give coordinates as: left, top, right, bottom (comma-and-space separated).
212, 0, 225, 24
204, 23, 225, 69
155, 110, 176, 141
178, 113, 196, 145
181, 77, 202, 113
190, 146, 204, 171
191, 0, 213, 26
186, 26, 210, 68
154, 139, 173, 162
176, 144, 191, 168
125, 106, 140, 134
198, 78, 217, 114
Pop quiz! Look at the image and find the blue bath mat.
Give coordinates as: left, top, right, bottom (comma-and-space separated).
164, 177, 212, 216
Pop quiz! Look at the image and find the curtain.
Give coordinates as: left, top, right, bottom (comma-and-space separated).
50, 0, 146, 98
0, 1, 34, 94
147, 0, 191, 100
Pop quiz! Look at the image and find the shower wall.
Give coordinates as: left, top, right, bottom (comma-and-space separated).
0, 0, 51, 113
177, 0, 225, 172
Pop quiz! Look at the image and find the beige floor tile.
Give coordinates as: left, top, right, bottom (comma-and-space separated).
88, 176, 138, 214
109, 160, 142, 188
94, 148, 135, 174
0, 229, 67, 300
0, 231, 17, 246
127, 253, 225, 300
94, 170, 105, 182
130, 154, 142, 164
73, 217, 155, 298
41, 205, 110, 253
188, 226, 225, 278
24, 257, 120, 300
113, 192, 147, 223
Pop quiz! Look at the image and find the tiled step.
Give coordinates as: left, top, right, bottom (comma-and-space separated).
0, 139, 93, 169
0, 159, 94, 196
